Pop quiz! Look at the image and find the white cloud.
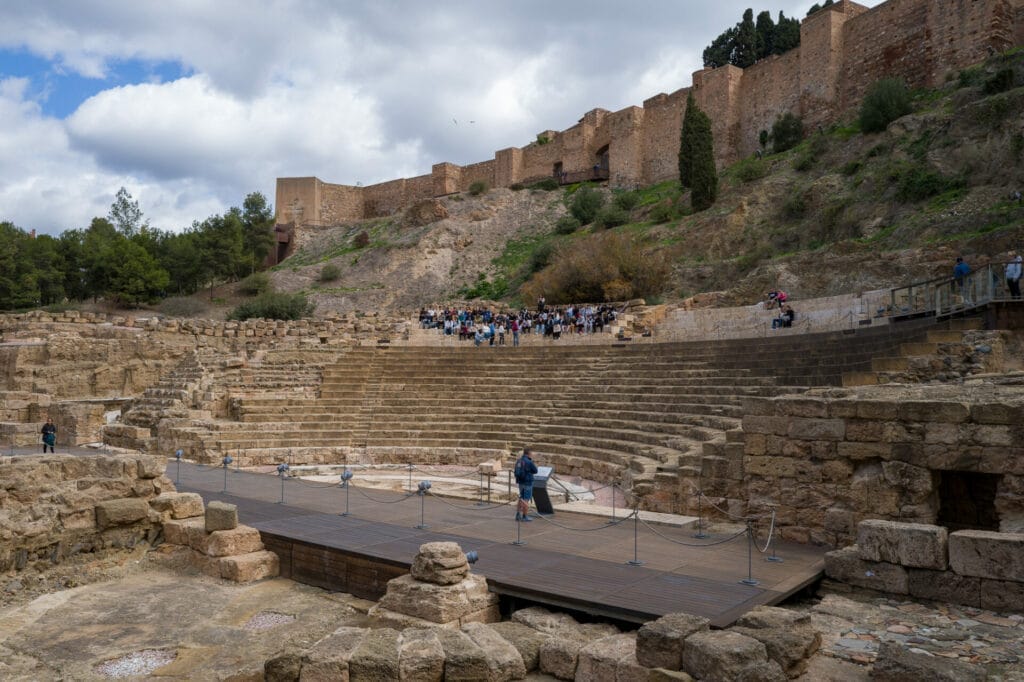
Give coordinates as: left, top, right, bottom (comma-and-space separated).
0, 1, 884, 235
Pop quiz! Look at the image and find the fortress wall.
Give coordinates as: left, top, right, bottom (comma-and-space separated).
639, 90, 687, 186
319, 181, 364, 225
457, 159, 497, 191
278, 0, 1019, 228
736, 51, 803, 159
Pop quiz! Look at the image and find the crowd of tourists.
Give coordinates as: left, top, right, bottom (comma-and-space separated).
418, 302, 620, 346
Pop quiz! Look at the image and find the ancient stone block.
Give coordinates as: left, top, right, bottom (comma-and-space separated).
949, 530, 1024, 582
898, 401, 968, 423
575, 633, 636, 682
218, 550, 279, 582
636, 612, 710, 670
741, 416, 788, 436
857, 520, 947, 570
646, 670, 695, 682
731, 606, 820, 678
348, 627, 401, 681
538, 635, 584, 681
162, 517, 204, 546
301, 626, 365, 681
375, 574, 498, 624
510, 607, 581, 636
682, 630, 767, 682
205, 500, 238, 532
398, 628, 445, 682
206, 526, 263, 558
410, 541, 469, 585
437, 628, 490, 681
95, 498, 149, 529
775, 397, 828, 418
487, 622, 549, 672
462, 622, 526, 682
788, 418, 845, 441
969, 402, 1021, 425
149, 492, 204, 520
135, 455, 165, 479
907, 569, 981, 606
871, 641, 985, 681
823, 546, 908, 594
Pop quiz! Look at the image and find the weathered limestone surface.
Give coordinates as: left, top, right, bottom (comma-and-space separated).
348, 627, 401, 681
948, 530, 1024, 582
857, 520, 948, 570
574, 633, 636, 682
149, 492, 204, 520
205, 500, 239, 531
461, 621, 525, 682
372, 573, 498, 626
487, 621, 550, 672
682, 630, 769, 681
871, 641, 986, 681
824, 546, 909, 594
398, 628, 446, 682
0, 453, 167, 574
410, 541, 470, 585
636, 612, 710, 670
731, 606, 820, 678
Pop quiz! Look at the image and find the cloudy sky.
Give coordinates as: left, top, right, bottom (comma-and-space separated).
0, 1, 881, 236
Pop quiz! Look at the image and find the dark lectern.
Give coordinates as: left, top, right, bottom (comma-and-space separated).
533, 466, 555, 515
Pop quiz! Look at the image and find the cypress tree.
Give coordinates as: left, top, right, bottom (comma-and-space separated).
678, 91, 697, 188
690, 107, 718, 212
733, 9, 758, 68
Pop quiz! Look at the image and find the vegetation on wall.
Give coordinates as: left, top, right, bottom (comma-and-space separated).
703, 8, 801, 69
859, 78, 912, 133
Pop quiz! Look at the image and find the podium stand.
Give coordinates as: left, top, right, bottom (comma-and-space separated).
532, 466, 555, 515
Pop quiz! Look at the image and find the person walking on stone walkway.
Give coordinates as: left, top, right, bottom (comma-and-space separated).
41, 417, 56, 453
514, 448, 538, 521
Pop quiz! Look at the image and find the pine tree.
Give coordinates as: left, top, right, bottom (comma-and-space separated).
733, 9, 758, 68
690, 107, 718, 212
679, 91, 697, 188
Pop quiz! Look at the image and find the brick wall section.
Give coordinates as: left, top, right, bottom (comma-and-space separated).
737, 389, 1024, 546
276, 0, 1019, 229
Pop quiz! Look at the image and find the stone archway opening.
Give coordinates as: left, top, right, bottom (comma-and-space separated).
936, 470, 1001, 532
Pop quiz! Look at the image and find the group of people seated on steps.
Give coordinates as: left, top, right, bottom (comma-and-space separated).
418, 303, 619, 345
766, 290, 796, 329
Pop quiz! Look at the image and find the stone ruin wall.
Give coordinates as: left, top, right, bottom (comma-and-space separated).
717, 387, 1024, 548
275, 0, 1021, 233
0, 453, 169, 575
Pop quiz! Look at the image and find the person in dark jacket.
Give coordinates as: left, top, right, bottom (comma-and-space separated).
514, 448, 539, 521
41, 418, 56, 453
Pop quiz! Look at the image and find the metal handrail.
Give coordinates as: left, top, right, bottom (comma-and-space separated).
889, 261, 1019, 318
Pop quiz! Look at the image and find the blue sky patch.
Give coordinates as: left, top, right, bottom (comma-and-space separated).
0, 47, 189, 118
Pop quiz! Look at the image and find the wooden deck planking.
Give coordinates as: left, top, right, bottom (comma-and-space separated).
178, 463, 826, 627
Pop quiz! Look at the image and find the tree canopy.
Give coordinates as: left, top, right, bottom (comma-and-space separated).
702, 8, 802, 69
0, 189, 277, 312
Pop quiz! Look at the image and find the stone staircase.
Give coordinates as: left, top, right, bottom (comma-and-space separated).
841, 317, 988, 386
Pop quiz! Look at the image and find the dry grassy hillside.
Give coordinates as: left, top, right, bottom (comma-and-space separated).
265, 51, 1024, 315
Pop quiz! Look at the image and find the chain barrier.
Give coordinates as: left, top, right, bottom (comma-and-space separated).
638, 516, 749, 548
288, 477, 349, 489
528, 508, 636, 532
696, 490, 772, 521
424, 490, 514, 511
351, 485, 419, 505
751, 510, 777, 554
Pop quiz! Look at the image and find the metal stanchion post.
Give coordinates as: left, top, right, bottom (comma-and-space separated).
339, 469, 353, 516
627, 506, 644, 566
486, 475, 491, 503
408, 463, 413, 492
512, 514, 526, 546
221, 455, 232, 493
693, 490, 709, 539
476, 472, 486, 507
277, 463, 289, 504
611, 483, 617, 521
415, 481, 431, 529
740, 520, 760, 586
766, 510, 783, 563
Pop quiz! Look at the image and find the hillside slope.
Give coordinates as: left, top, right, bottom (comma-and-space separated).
268, 52, 1024, 314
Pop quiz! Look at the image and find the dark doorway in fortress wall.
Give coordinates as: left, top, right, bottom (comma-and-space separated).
936, 471, 1000, 532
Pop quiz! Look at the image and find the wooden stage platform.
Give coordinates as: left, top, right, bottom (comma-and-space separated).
176, 462, 826, 628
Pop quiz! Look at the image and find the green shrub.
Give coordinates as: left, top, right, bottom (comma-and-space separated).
318, 264, 341, 282
526, 243, 555, 273
734, 157, 768, 182
228, 292, 313, 321
984, 68, 1016, 95
458, 274, 509, 300
569, 185, 605, 224
554, 215, 582, 234
239, 272, 271, 296
648, 200, 679, 224
771, 112, 804, 153
958, 67, 985, 89
792, 153, 814, 172
841, 160, 863, 176
594, 206, 630, 230
859, 78, 912, 133
468, 180, 488, 196
529, 177, 559, 191
509, 183, 525, 191
353, 230, 370, 248
782, 193, 807, 219
896, 166, 964, 202
612, 190, 641, 211
758, 129, 769, 149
